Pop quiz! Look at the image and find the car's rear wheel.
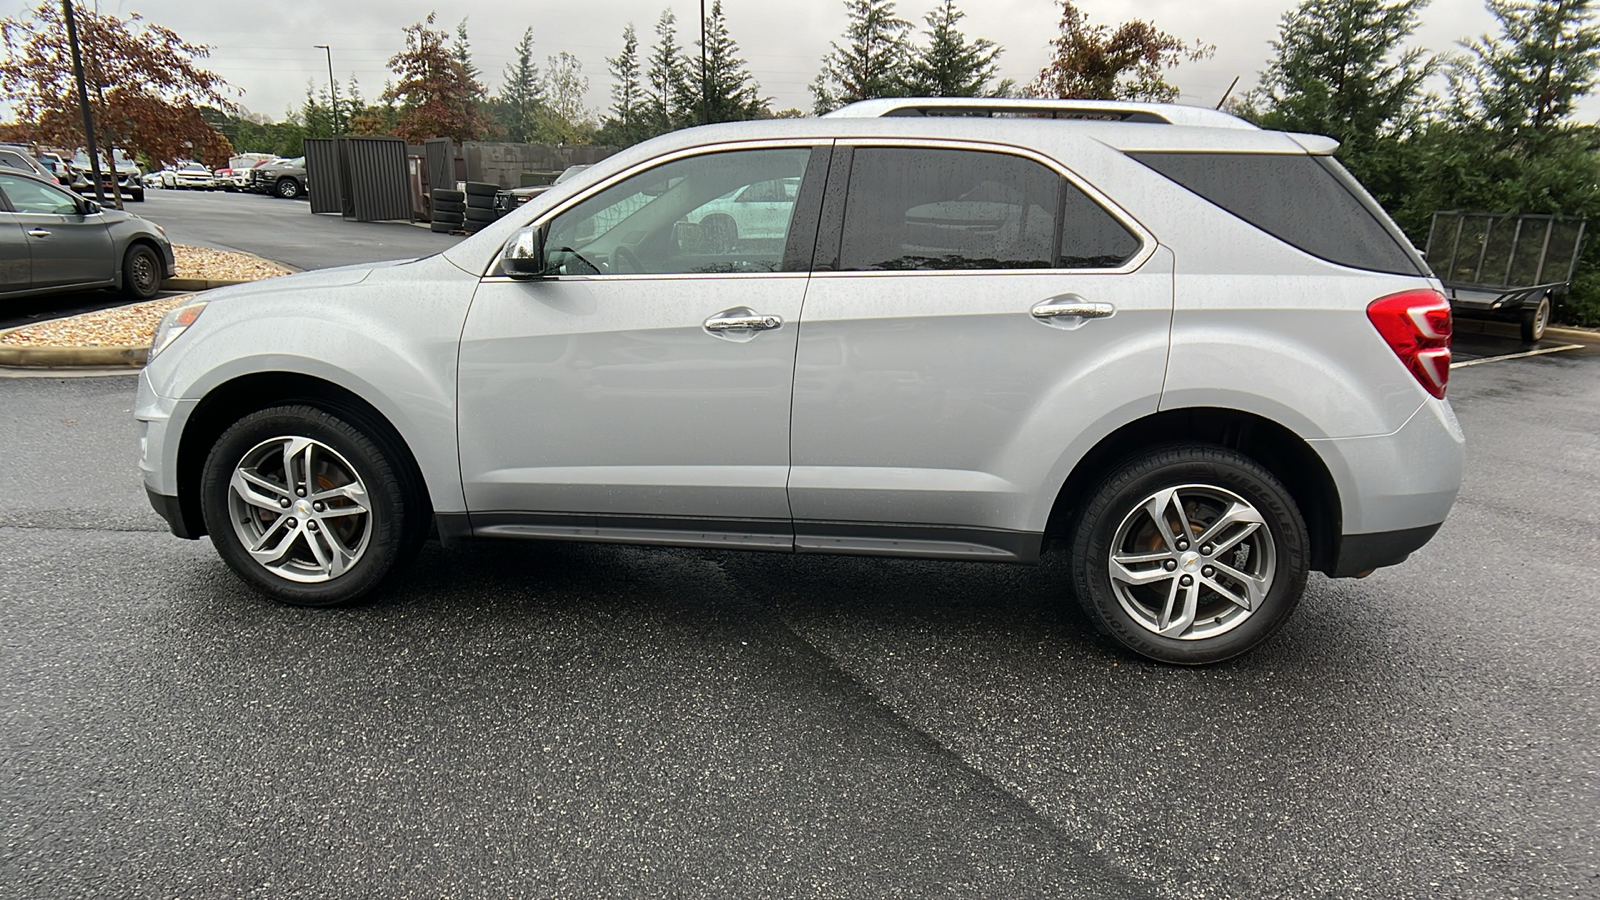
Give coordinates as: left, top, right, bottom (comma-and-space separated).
199, 405, 426, 607
122, 243, 163, 300
1069, 444, 1308, 665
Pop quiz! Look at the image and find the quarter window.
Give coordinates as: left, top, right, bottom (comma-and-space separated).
542, 148, 812, 276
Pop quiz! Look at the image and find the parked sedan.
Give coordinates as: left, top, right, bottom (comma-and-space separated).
0, 169, 174, 300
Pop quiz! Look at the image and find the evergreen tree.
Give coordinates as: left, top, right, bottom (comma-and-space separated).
498, 27, 543, 143
1246, 0, 1434, 195
1457, 0, 1600, 133
689, 0, 770, 122
812, 0, 913, 113
644, 9, 691, 133
903, 0, 1002, 97
453, 19, 481, 90
598, 23, 649, 146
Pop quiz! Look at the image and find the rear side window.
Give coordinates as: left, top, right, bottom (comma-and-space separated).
837, 147, 1142, 271
1130, 152, 1426, 276
839, 148, 1060, 270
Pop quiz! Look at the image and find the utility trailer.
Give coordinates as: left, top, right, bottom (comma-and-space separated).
1424, 211, 1586, 342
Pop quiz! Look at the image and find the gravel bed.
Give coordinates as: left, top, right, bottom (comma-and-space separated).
0, 245, 289, 349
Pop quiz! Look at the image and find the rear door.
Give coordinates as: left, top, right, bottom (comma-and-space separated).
788, 142, 1174, 560
0, 172, 113, 289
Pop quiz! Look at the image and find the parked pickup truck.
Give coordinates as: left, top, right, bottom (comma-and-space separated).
248, 157, 306, 199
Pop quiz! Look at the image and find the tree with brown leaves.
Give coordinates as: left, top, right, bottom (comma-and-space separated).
381, 13, 493, 144
1030, 0, 1213, 102
0, 2, 233, 171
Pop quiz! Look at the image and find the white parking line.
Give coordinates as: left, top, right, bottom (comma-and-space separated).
1451, 344, 1585, 368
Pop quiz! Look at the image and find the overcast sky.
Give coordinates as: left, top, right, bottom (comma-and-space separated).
15, 0, 1592, 128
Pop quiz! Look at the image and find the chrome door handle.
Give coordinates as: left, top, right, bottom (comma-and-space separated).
1031, 295, 1115, 320
704, 309, 782, 332
26, 228, 49, 237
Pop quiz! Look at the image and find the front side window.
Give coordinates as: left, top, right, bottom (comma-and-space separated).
0, 172, 79, 215
543, 147, 813, 276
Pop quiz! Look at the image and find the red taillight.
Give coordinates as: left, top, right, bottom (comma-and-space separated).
1367, 289, 1452, 399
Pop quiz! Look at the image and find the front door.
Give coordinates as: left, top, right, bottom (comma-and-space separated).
0, 172, 113, 290
457, 144, 828, 548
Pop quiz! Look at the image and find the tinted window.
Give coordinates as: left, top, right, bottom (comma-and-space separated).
0, 172, 78, 215
1060, 184, 1141, 268
1130, 152, 1425, 276
839, 148, 1060, 270
543, 147, 812, 276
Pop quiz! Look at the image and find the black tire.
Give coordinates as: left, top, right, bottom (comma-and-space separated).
463, 181, 497, 197
121, 242, 163, 300
1068, 444, 1308, 665
274, 177, 302, 199
1520, 294, 1550, 343
199, 405, 427, 607
466, 195, 497, 211
129, 189, 145, 202
430, 221, 458, 234
430, 188, 465, 203
432, 199, 465, 214
431, 213, 465, 225
464, 206, 499, 223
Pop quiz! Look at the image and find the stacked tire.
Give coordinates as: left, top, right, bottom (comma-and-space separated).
463, 182, 499, 234
430, 188, 465, 234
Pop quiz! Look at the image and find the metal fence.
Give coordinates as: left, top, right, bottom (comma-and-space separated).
303, 137, 414, 223
1425, 211, 1587, 290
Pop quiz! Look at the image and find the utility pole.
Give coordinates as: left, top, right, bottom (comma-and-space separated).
61, 0, 106, 205
314, 45, 341, 134
700, 0, 709, 126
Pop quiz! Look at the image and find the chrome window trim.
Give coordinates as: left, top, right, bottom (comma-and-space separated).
482, 271, 809, 284
828, 137, 1157, 277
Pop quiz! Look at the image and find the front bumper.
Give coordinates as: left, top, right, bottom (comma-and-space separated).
135, 369, 201, 538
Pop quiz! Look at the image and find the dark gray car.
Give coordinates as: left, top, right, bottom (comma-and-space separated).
0, 169, 175, 301
250, 156, 306, 199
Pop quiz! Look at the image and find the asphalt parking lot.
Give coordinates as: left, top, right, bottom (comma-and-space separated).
2, 317, 1596, 897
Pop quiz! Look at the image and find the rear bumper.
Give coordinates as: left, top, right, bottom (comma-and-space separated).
1329, 523, 1441, 577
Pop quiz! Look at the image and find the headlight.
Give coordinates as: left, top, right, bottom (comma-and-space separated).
149, 298, 208, 360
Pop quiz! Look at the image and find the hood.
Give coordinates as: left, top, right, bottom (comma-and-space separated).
198, 257, 417, 304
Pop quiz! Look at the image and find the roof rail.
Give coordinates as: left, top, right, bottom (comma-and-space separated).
824, 97, 1258, 130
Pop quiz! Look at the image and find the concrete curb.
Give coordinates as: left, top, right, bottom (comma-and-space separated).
1546, 325, 1600, 344
161, 277, 249, 291
0, 343, 147, 368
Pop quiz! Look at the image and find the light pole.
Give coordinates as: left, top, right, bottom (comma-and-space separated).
313, 44, 340, 135
61, 0, 106, 204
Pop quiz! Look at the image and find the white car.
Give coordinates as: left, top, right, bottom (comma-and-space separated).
162, 163, 215, 190
137, 99, 1465, 665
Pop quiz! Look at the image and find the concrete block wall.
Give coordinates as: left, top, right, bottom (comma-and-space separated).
461, 143, 622, 189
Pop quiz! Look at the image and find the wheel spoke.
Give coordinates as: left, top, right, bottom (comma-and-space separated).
279, 436, 312, 491
1195, 501, 1264, 551
230, 468, 289, 511
1156, 578, 1199, 636
247, 516, 297, 565
1141, 489, 1183, 552
1112, 560, 1174, 587
319, 526, 359, 577
310, 481, 368, 514
1210, 560, 1270, 610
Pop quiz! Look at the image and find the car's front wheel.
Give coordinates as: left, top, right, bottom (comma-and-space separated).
122, 243, 163, 300
199, 405, 426, 607
1069, 444, 1308, 665
275, 177, 301, 199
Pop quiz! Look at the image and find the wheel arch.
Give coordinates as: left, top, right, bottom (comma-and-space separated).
173, 372, 432, 539
1045, 406, 1343, 575
121, 237, 167, 290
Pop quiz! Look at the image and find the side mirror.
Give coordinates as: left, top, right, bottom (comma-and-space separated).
499, 226, 545, 280
82, 199, 101, 214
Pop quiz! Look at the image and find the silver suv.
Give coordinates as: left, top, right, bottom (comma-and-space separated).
136, 100, 1464, 664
